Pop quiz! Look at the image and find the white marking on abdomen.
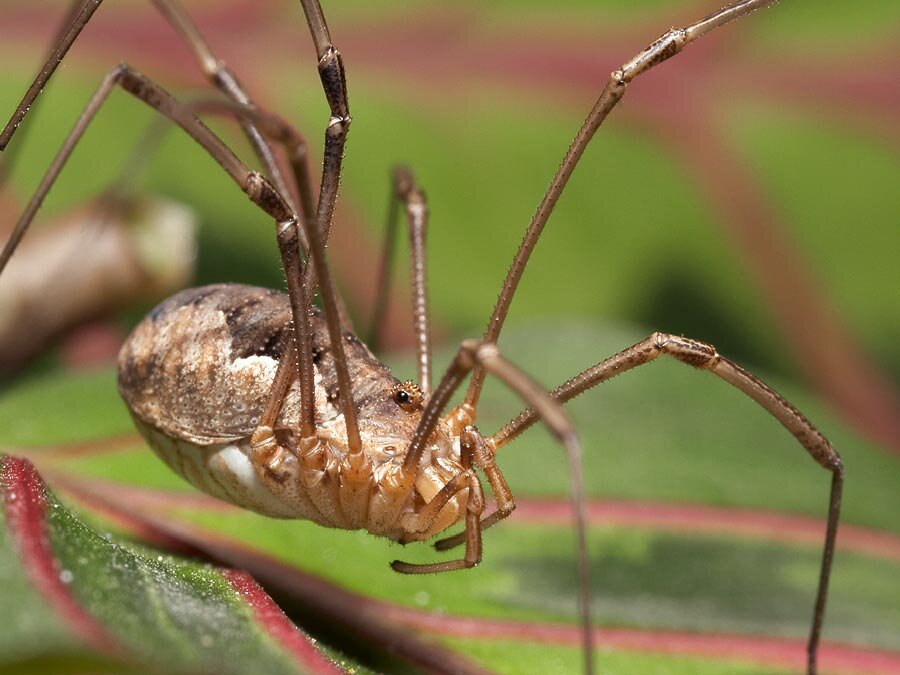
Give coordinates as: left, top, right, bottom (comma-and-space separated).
134, 417, 300, 518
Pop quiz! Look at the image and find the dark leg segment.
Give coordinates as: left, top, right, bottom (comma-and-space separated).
291, 0, 363, 454
0, 0, 92, 186
370, 166, 433, 392
0, 0, 102, 150
491, 332, 843, 675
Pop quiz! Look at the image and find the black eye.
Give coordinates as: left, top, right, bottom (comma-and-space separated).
392, 380, 422, 411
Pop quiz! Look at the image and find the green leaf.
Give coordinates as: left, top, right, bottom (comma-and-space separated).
0, 456, 347, 675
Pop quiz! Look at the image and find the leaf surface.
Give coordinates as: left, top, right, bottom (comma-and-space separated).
0, 456, 347, 675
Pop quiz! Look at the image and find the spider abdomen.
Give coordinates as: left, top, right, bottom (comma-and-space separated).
117, 283, 467, 537
119, 284, 293, 444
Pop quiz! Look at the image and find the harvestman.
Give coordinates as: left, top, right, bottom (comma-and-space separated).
0, 1, 844, 673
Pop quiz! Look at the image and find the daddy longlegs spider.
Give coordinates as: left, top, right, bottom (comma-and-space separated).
0, 1, 844, 673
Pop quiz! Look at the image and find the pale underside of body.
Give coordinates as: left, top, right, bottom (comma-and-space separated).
118, 284, 468, 542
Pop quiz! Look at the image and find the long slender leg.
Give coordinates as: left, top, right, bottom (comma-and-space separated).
491, 333, 842, 675
0, 0, 310, 224
292, 0, 363, 455
75, 95, 317, 237
369, 166, 433, 392
401, 339, 594, 675
368, 172, 400, 349
0, 0, 90, 187
0, 0, 102, 149
0, 64, 323, 452
464, 0, 780, 410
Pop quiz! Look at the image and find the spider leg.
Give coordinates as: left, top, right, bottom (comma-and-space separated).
393, 426, 485, 573
401, 338, 594, 675
491, 333, 843, 675
369, 166, 432, 393
0, 0, 309, 223
432, 427, 515, 552
464, 0, 781, 410
290, 0, 365, 455
2, 0, 354, 332
0, 0, 102, 151
0, 64, 330, 448
0, 0, 89, 188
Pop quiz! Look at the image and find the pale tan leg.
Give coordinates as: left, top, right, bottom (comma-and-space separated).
248, 343, 329, 523
433, 426, 516, 552
250, 342, 298, 478
392, 427, 485, 573
392, 472, 484, 574
491, 332, 843, 675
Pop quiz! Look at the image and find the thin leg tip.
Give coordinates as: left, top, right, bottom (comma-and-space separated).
433, 537, 455, 551
390, 559, 410, 573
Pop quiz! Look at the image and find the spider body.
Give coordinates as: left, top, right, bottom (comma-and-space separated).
119, 283, 467, 540
0, 1, 847, 672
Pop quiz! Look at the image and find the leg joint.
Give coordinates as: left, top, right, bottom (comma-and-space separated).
318, 47, 349, 118
246, 172, 293, 222
621, 28, 687, 81
654, 332, 719, 370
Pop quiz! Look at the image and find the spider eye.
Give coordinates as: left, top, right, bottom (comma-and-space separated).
392, 381, 422, 411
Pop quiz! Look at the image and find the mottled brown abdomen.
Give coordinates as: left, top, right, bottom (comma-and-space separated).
118, 284, 293, 444
117, 285, 465, 538
118, 283, 411, 446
